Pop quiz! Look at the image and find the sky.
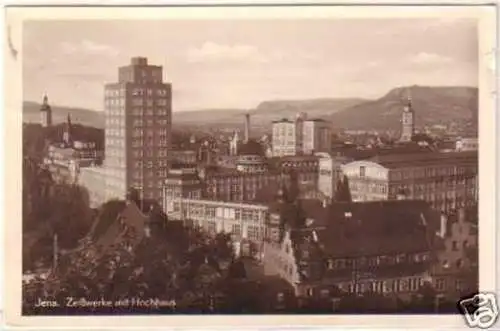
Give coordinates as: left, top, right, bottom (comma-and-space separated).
23, 18, 478, 112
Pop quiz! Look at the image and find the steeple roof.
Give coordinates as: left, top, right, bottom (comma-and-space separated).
40, 93, 51, 112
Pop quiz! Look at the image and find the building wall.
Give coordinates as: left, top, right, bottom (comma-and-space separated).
272, 121, 298, 157
263, 227, 434, 300
263, 231, 301, 293
342, 161, 390, 201
342, 154, 478, 213
317, 153, 351, 199
165, 198, 268, 255
456, 138, 478, 152
302, 120, 331, 155
204, 171, 289, 203
433, 209, 478, 295
171, 150, 197, 165
78, 166, 108, 208
104, 57, 172, 203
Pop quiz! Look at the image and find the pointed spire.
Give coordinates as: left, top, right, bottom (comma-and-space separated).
406, 88, 412, 107
42, 93, 48, 106
63, 112, 73, 146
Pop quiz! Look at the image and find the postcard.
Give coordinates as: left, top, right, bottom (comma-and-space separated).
4, 4, 497, 329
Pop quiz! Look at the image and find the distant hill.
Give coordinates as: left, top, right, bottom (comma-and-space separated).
22, 86, 478, 132
23, 101, 105, 128
23, 98, 367, 129
172, 98, 367, 131
327, 85, 478, 130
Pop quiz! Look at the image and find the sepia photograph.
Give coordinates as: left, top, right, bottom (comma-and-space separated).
4, 4, 497, 329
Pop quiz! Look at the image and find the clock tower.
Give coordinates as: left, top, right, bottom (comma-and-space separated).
399, 94, 414, 142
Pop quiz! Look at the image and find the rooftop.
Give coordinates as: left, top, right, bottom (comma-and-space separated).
368, 150, 477, 168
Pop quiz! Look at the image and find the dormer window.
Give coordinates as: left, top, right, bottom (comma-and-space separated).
344, 212, 352, 218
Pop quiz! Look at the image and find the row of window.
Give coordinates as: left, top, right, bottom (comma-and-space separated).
134, 159, 169, 168
106, 138, 125, 148
131, 108, 170, 116
131, 140, 169, 148
132, 119, 170, 127
335, 277, 425, 295
389, 166, 476, 181
323, 253, 430, 270
106, 129, 126, 138
131, 179, 164, 189
131, 98, 169, 107
130, 87, 169, 97
131, 128, 169, 135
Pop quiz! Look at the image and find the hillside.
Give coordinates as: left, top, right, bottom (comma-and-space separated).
23, 86, 478, 132
23, 98, 366, 129
328, 85, 478, 130
23, 101, 105, 128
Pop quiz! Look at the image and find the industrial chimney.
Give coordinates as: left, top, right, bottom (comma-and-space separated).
244, 113, 250, 143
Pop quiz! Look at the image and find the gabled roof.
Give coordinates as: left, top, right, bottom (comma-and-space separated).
291, 200, 439, 259
281, 200, 441, 283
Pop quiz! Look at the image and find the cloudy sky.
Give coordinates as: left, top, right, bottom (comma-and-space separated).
23, 19, 477, 112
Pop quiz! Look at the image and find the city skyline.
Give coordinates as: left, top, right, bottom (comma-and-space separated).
23, 18, 477, 112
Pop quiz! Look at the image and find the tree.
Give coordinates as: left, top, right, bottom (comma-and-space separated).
126, 187, 141, 206
334, 175, 352, 203
227, 258, 247, 280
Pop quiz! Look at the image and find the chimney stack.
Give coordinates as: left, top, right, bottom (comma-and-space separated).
439, 213, 448, 238
244, 113, 250, 143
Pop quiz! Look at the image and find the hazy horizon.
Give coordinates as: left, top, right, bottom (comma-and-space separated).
23, 18, 478, 112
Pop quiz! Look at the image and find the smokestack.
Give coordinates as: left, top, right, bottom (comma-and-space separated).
244, 113, 250, 143
439, 213, 447, 238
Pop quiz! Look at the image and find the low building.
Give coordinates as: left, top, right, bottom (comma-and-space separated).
262, 199, 441, 302
165, 197, 269, 258
455, 137, 478, 152
342, 151, 478, 213
171, 149, 198, 166
432, 205, 478, 298
270, 154, 319, 191
200, 167, 289, 203
317, 152, 353, 199
163, 168, 203, 210
43, 114, 101, 184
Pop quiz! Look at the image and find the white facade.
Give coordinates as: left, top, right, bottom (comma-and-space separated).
272, 115, 331, 157
456, 138, 478, 152
166, 198, 269, 253
341, 161, 390, 202
317, 153, 352, 199
272, 120, 298, 157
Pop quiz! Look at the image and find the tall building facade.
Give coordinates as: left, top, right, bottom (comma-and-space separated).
272, 113, 331, 157
399, 96, 415, 142
272, 119, 298, 157
302, 119, 332, 155
104, 57, 172, 202
40, 94, 53, 127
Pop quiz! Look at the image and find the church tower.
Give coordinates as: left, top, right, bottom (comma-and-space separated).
40, 94, 53, 128
399, 92, 415, 142
63, 113, 73, 147
229, 130, 240, 156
